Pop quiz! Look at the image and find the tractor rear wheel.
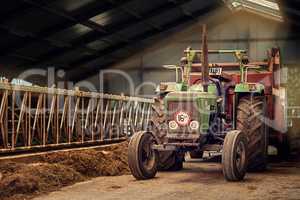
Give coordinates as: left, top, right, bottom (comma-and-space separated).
236, 95, 268, 171
222, 130, 248, 181
151, 97, 183, 171
158, 151, 184, 171
128, 131, 158, 180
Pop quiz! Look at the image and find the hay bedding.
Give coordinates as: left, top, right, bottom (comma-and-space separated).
0, 142, 129, 200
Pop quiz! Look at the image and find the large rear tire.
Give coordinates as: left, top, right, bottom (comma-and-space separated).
151, 97, 183, 171
158, 151, 184, 171
236, 95, 268, 171
128, 131, 158, 180
222, 130, 248, 181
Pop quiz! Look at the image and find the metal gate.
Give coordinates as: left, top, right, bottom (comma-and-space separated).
0, 82, 153, 153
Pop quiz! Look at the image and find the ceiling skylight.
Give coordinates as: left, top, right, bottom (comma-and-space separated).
224, 0, 283, 22
246, 0, 280, 11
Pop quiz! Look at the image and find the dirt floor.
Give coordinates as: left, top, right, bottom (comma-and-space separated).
0, 142, 129, 200
33, 159, 300, 200
1, 142, 300, 200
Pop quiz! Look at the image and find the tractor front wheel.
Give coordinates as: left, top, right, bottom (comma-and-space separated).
128, 131, 158, 180
222, 130, 248, 181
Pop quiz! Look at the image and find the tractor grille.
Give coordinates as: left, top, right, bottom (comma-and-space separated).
167, 101, 198, 123
167, 101, 200, 137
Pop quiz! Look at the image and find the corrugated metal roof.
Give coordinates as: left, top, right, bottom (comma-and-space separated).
0, 0, 298, 81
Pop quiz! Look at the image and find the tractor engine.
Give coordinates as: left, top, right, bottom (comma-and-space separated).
163, 91, 218, 142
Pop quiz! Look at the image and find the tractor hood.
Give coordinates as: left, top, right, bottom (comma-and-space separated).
163, 91, 217, 134
164, 91, 216, 102
157, 82, 218, 94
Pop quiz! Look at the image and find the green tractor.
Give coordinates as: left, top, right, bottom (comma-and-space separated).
128, 25, 268, 181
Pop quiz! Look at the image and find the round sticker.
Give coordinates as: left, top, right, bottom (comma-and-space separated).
175, 111, 190, 126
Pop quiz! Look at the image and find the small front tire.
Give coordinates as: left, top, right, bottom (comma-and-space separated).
128, 131, 158, 180
222, 130, 248, 181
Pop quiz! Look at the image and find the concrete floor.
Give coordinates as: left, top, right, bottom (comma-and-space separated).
34, 159, 300, 200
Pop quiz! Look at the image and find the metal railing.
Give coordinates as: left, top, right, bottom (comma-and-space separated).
0, 82, 153, 153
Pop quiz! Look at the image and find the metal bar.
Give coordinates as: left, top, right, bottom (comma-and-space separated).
134, 102, 139, 127
85, 99, 92, 129
119, 101, 124, 139
201, 25, 209, 92
1, 91, 9, 149
81, 98, 84, 143
111, 101, 117, 139
11, 91, 15, 149
103, 101, 109, 140
0, 83, 154, 103
43, 93, 46, 146
191, 62, 268, 68
91, 98, 95, 141
67, 96, 72, 143
60, 96, 68, 129
33, 94, 42, 131
56, 94, 60, 144
16, 92, 28, 137
127, 102, 133, 135
184, 49, 247, 54
0, 91, 8, 122
111, 101, 117, 127
145, 103, 151, 129
139, 102, 146, 129
71, 97, 80, 133
94, 99, 101, 128
47, 95, 56, 133
28, 92, 32, 146
0, 138, 126, 155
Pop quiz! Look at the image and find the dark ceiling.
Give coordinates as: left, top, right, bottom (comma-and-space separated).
0, 0, 298, 82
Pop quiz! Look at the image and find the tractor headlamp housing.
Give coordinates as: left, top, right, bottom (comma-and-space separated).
168, 120, 178, 130
189, 121, 199, 130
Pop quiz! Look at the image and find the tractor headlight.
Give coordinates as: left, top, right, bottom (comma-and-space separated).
190, 121, 199, 130
169, 120, 178, 130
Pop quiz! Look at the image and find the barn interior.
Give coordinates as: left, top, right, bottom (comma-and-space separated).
0, 1, 300, 200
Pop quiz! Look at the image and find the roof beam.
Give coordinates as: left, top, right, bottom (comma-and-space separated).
24, 0, 195, 67
68, 3, 220, 81
22, 0, 129, 44
69, 0, 205, 67
105, 0, 162, 30
168, 0, 193, 16
0, 1, 122, 58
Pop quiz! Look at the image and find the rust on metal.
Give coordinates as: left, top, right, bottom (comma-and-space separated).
201, 24, 209, 92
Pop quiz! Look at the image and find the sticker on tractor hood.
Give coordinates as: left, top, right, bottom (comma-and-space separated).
175, 111, 191, 126
209, 67, 222, 76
